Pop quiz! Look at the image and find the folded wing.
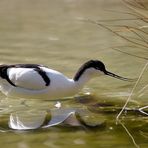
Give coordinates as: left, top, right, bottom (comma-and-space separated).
8, 68, 49, 90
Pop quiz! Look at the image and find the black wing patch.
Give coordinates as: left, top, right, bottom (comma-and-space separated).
0, 66, 16, 86
0, 64, 50, 87
34, 68, 50, 86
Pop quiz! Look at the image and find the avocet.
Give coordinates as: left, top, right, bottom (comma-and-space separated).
0, 60, 132, 99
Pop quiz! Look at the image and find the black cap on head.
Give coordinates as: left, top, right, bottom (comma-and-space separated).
74, 60, 106, 81
85, 60, 106, 71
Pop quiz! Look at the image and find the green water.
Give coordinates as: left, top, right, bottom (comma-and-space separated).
0, 0, 147, 147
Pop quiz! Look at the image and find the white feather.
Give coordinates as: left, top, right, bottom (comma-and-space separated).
8, 68, 47, 90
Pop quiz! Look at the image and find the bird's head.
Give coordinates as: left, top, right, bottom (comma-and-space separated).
74, 60, 133, 81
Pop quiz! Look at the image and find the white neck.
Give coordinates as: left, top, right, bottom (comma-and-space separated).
73, 68, 102, 90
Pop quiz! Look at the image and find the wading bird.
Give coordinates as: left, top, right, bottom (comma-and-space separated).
0, 60, 132, 99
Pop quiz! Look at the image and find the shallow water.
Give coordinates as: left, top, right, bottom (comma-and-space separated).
0, 0, 147, 148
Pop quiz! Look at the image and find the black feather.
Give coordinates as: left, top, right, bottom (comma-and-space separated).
74, 60, 106, 81
0, 64, 50, 86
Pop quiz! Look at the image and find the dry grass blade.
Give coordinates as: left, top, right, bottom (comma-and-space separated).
97, 18, 140, 22
119, 121, 140, 148
116, 61, 148, 121
112, 45, 147, 51
105, 9, 146, 20
127, 27, 148, 44
112, 48, 148, 60
139, 106, 148, 116
123, 0, 148, 22
138, 84, 148, 95
123, 0, 147, 9
111, 25, 148, 35
85, 19, 148, 49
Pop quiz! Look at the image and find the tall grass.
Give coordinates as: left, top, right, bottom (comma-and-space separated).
93, 1, 148, 146
87, 0, 148, 60
115, 0, 148, 119
85, 0, 148, 118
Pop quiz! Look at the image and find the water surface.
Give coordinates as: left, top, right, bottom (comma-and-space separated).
0, 0, 147, 148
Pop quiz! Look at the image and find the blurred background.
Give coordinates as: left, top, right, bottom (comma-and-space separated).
0, 0, 147, 148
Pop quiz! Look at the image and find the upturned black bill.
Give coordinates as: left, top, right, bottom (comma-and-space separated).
105, 71, 134, 82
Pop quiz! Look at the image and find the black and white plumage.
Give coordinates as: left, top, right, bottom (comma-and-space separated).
0, 60, 132, 99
